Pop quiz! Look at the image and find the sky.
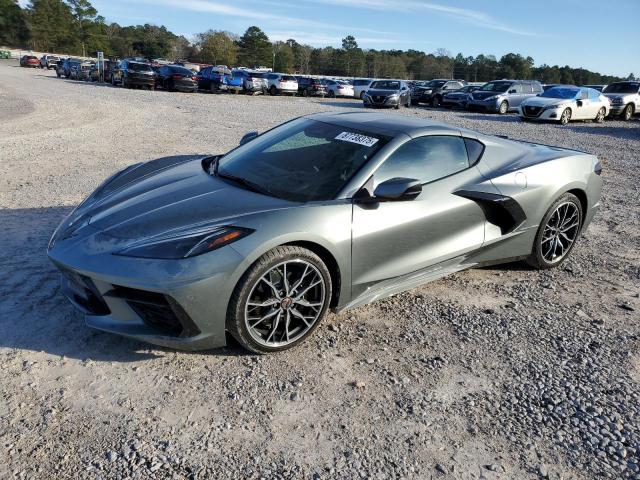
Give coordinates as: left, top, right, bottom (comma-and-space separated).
25, 0, 640, 77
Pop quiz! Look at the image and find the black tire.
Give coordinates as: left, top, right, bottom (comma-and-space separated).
359, 91, 366, 99
498, 100, 508, 115
122, 77, 128, 88
559, 107, 571, 125
621, 104, 634, 121
210, 82, 218, 94
269, 85, 277, 96
302, 88, 308, 97
227, 246, 332, 354
431, 96, 441, 108
526, 193, 583, 270
594, 107, 605, 123
327, 90, 335, 98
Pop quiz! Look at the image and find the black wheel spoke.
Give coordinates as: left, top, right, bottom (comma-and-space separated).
541, 202, 579, 263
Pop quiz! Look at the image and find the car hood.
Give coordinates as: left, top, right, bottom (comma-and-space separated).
68, 156, 295, 242
603, 93, 633, 100
521, 97, 573, 107
367, 89, 400, 96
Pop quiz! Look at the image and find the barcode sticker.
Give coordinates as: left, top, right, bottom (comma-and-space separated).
335, 131, 379, 147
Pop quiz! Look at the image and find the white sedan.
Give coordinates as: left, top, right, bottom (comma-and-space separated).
324, 79, 355, 98
519, 86, 610, 125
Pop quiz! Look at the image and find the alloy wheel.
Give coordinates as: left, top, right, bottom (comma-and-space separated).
244, 260, 326, 348
560, 108, 571, 125
540, 202, 580, 263
595, 107, 605, 123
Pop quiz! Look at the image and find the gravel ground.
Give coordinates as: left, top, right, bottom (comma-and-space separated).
1, 60, 639, 480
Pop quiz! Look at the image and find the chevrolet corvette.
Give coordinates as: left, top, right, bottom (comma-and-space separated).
48, 112, 602, 353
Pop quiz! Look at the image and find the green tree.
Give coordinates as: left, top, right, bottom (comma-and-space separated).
273, 41, 294, 72
341, 35, 364, 76
237, 26, 271, 67
198, 30, 237, 66
26, 0, 76, 53
0, 0, 29, 47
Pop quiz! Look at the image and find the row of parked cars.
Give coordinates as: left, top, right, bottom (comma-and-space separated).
362, 77, 640, 124
32, 54, 640, 125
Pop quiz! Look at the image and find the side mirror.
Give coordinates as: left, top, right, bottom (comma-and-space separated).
356, 177, 422, 203
508, 89, 517, 94
239, 131, 259, 145
576, 100, 583, 107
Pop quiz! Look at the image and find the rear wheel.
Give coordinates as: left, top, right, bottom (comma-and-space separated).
621, 104, 634, 121
227, 246, 332, 354
595, 107, 606, 123
327, 90, 335, 98
302, 88, 308, 97
560, 108, 571, 125
498, 101, 508, 114
210, 83, 218, 93
431, 96, 441, 108
359, 91, 366, 99
526, 193, 583, 269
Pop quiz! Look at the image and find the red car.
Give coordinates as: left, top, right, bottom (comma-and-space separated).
20, 55, 40, 68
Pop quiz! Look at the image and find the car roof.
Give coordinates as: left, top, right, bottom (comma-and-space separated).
307, 112, 462, 138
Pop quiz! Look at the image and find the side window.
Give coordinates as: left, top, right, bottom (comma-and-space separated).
588, 89, 600, 100
374, 136, 470, 187
578, 89, 588, 100
532, 82, 543, 93
463, 138, 485, 165
522, 83, 533, 94
509, 83, 523, 94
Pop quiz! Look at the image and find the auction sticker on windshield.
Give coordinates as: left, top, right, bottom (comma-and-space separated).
335, 132, 379, 147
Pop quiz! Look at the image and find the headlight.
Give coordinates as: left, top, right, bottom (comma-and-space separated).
485, 95, 498, 101
543, 103, 563, 110
388, 94, 399, 100
116, 226, 254, 259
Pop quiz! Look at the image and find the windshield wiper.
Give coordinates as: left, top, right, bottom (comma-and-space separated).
217, 171, 274, 197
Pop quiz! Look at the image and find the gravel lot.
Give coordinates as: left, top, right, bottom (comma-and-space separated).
1, 60, 639, 480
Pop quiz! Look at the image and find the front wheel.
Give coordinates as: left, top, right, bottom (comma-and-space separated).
227, 246, 332, 354
431, 96, 441, 108
526, 193, 583, 270
621, 104, 634, 121
594, 107, 605, 123
498, 101, 508, 114
559, 108, 571, 125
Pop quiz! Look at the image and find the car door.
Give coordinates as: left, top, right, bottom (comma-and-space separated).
351, 135, 496, 296
574, 89, 592, 119
507, 83, 525, 107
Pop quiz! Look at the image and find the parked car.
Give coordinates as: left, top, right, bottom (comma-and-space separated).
111, 60, 156, 89
411, 79, 466, 107
467, 80, 544, 114
602, 81, 640, 121
232, 70, 266, 94
40, 55, 60, 69
198, 66, 242, 93
20, 55, 40, 68
264, 73, 298, 96
61, 58, 82, 78
582, 84, 606, 92
323, 79, 355, 98
519, 86, 609, 125
54, 59, 66, 77
353, 79, 374, 99
155, 65, 198, 92
296, 76, 327, 97
363, 80, 411, 109
70, 62, 93, 81
88, 60, 112, 82
542, 84, 564, 92
48, 112, 602, 353
441, 85, 481, 109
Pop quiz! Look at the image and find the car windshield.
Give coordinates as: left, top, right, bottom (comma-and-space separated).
217, 118, 389, 202
480, 81, 512, 92
426, 80, 446, 88
129, 62, 152, 72
603, 83, 639, 94
540, 87, 580, 99
371, 81, 400, 90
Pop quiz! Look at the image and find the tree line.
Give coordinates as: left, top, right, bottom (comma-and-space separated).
1, 0, 632, 85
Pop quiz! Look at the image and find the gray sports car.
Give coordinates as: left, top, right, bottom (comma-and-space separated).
48, 112, 602, 353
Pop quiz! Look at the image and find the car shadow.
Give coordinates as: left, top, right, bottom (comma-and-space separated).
317, 101, 364, 109
0, 206, 249, 362
459, 113, 519, 123
564, 124, 640, 140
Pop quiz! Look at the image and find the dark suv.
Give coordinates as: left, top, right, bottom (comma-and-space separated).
411, 79, 466, 107
111, 60, 156, 89
296, 77, 327, 97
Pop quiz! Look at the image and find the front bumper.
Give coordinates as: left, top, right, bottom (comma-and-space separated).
608, 104, 626, 115
442, 97, 466, 107
363, 95, 399, 108
467, 98, 501, 111
519, 105, 564, 121
48, 232, 245, 350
